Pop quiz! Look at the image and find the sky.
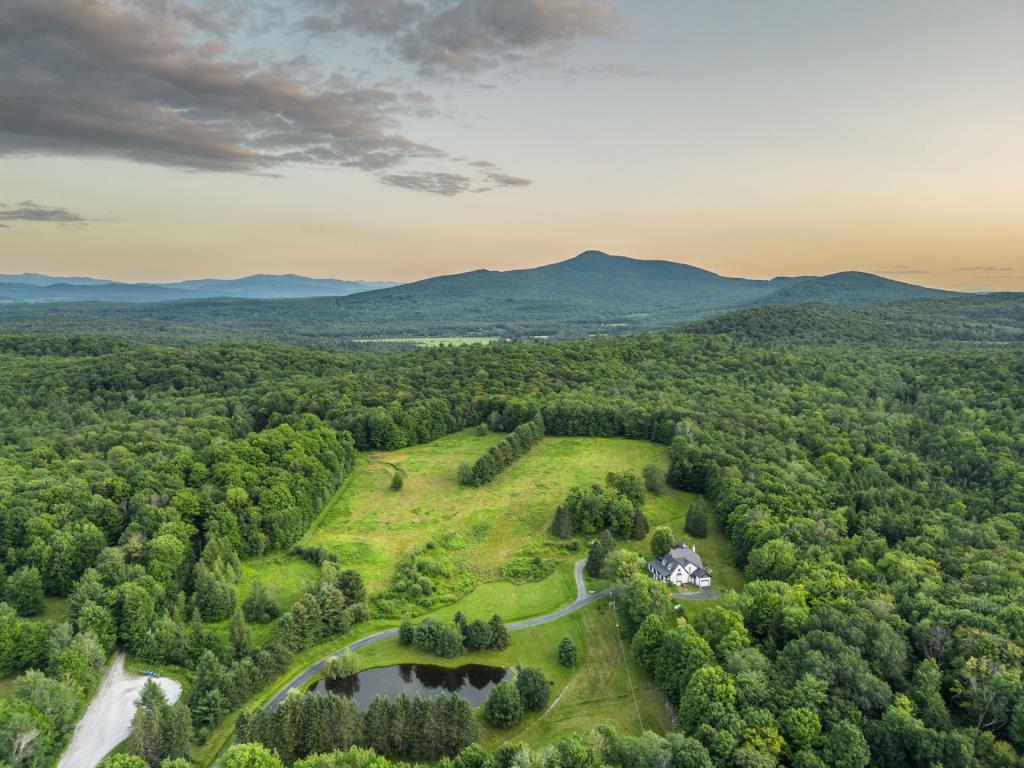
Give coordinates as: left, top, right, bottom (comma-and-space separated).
1, 0, 1021, 291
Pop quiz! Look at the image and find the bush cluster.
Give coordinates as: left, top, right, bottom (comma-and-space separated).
398, 613, 509, 657
551, 471, 649, 540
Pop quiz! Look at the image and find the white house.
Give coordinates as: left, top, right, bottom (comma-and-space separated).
647, 543, 711, 589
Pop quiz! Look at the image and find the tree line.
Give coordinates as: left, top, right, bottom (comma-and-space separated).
397, 613, 509, 657
238, 690, 477, 764
457, 415, 545, 486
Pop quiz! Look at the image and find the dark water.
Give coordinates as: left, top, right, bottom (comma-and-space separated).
307, 663, 510, 709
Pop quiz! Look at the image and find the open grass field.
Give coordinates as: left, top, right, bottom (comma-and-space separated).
238, 430, 703, 620
353, 337, 500, 346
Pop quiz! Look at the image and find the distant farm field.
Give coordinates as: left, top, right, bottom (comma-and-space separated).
353, 337, 500, 346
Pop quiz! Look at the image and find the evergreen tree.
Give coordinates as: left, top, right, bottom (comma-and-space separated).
515, 667, 550, 710
585, 539, 608, 578
398, 616, 415, 645
484, 681, 522, 728
229, 606, 250, 659
558, 636, 578, 667
488, 615, 509, 650
684, 501, 707, 538
390, 470, 405, 491
464, 620, 493, 651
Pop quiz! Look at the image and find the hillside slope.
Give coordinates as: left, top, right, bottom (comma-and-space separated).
0, 273, 396, 302
0, 251, 968, 342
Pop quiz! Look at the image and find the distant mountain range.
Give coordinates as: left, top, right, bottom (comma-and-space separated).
0, 273, 398, 302
0, 251, 962, 343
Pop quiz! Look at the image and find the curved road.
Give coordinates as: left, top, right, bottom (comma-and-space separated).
266, 559, 608, 709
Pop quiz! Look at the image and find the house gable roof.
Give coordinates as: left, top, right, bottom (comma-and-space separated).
648, 543, 707, 579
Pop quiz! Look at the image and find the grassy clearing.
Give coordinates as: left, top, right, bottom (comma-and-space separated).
239, 431, 693, 618
26, 596, 71, 624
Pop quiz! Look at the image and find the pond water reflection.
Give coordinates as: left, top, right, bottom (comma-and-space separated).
307, 663, 510, 710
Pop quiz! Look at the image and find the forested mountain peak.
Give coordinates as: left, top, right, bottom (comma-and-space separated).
0, 251, 972, 343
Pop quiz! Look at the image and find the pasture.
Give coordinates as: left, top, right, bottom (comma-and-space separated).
239, 429, 704, 621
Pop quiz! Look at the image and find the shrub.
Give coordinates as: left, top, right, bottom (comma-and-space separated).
501, 557, 556, 583
290, 546, 338, 565
643, 465, 665, 494
242, 580, 280, 624
411, 618, 464, 657
323, 651, 357, 679
484, 681, 523, 727
558, 636, 578, 667
390, 470, 405, 491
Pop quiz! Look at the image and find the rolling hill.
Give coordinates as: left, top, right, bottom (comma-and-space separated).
0, 250, 964, 343
0, 273, 397, 302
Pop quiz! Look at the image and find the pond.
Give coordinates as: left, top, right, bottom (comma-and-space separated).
308, 663, 510, 710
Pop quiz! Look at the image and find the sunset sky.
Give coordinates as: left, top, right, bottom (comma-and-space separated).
1, 0, 1021, 290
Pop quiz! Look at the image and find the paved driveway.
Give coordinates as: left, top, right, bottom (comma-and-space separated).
266, 559, 609, 709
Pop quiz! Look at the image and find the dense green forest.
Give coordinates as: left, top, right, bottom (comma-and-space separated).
1, 298, 1023, 768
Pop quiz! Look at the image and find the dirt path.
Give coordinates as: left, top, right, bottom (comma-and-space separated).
57, 652, 181, 768
266, 559, 609, 709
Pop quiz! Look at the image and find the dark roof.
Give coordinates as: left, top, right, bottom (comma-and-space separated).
667, 544, 704, 569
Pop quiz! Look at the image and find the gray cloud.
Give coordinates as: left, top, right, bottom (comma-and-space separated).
485, 172, 532, 188
957, 266, 1014, 272
304, 0, 617, 76
379, 171, 473, 195
303, 0, 424, 36
0, 0, 529, 193
0, 201, 85, 224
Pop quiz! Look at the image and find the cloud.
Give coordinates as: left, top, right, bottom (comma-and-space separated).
485, 172, 532, 188
877, 267, 929, 275
957, 266, 1014, 272
0, 201, 85, 224
0, 0, 529, 194
379, 171, 473, 196
303, 0, 617, 76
